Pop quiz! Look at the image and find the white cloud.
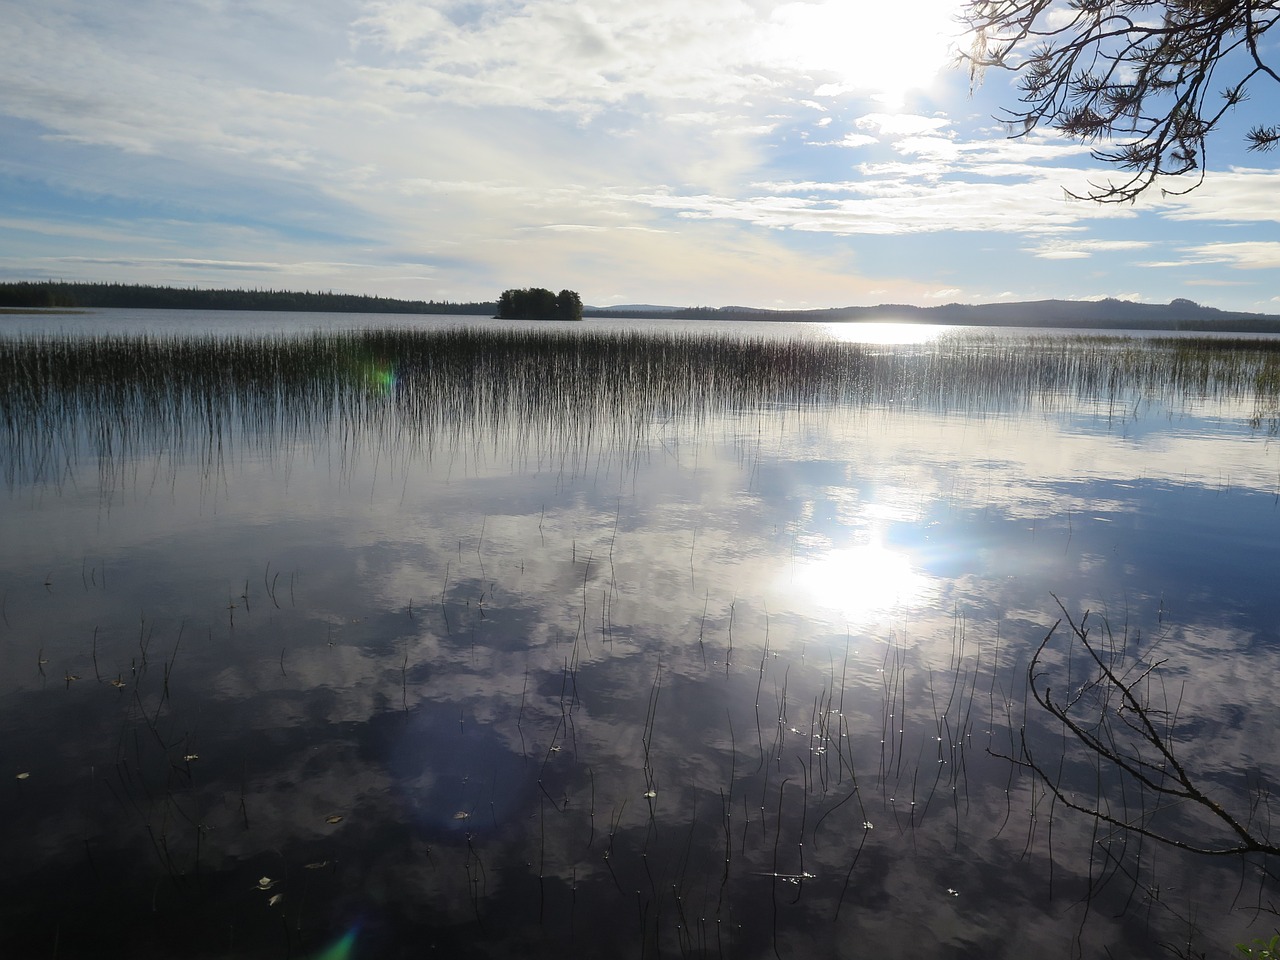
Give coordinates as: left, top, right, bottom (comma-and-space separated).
750, 180, 868, 193
637, 126, 1141, 240
346, 0, 776, 115
1179, 242, 1280, 270
1158, 169, 1280, 224
630, 171, 1134, 237
536, 223, 608, 233
1030, 239, 1153, 260
855, 113, 951, 137
807, 133, 878, 149
837, 133, 878, 148
893, 135, 962, 160
342, 0, 967, 119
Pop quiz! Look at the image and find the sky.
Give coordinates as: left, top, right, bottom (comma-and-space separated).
1, 0, 1278, 312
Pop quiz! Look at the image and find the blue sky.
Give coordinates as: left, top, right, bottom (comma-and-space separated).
2, 0, 1278, 311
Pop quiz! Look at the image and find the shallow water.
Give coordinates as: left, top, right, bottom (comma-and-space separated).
2, 312, 1279, 959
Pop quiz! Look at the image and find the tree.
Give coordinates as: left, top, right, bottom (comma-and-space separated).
496, 287, 582, 320
961, 0, 1280, 202
555, 289, 583, 322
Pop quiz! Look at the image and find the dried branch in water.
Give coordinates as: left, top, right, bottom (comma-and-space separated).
1016, 595, 1280, 857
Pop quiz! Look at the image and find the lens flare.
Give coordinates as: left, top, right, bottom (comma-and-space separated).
311, 927, 359, 960
364, 360, 398, 395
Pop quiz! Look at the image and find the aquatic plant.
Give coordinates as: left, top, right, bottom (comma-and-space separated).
1239, 934, 1280, 959
5, 327, 1280, 490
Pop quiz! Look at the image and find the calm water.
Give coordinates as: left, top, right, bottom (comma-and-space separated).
2, 310, 1279, 959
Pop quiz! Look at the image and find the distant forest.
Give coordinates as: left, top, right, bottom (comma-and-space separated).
0, 281, 497, 315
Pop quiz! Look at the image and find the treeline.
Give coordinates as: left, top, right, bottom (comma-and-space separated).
0, 281, 497, 315
496, 288, 583, 321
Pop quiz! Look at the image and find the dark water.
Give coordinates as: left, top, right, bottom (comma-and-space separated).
2, 312, 1279, 959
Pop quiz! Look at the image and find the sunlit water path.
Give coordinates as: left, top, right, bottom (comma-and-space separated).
2, 310, 1279, 959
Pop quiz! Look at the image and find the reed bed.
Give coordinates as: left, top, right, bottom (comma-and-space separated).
4, 327, 1280, 489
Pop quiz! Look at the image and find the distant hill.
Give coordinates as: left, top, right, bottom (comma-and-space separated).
586, 297, 1280, 332
593, 303, 684, 313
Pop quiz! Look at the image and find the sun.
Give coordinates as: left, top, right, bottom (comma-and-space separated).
765, 0, 961, 107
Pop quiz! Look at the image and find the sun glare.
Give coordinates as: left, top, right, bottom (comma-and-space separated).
766, 0, 961, 106
786, 538, 930, 625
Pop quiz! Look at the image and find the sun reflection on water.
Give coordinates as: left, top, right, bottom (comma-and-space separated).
786, 537, 932, 624
820, 321, 951, 346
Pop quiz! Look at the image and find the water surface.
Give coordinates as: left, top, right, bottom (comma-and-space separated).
2, 311, 1279, 959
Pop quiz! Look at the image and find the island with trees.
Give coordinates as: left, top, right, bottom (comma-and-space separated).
495, 288, 583, 321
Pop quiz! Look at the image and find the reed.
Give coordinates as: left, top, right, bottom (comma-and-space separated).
6, 327, 1280, 490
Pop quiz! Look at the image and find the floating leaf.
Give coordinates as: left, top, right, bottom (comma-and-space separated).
452, 811, 470, 820
257, 876, 276, 890
946, 888, 959, 897
110, 678, 126, 689
643, 790, 657, 799
16, 772, 30, 781
303, 861, 331, 870
325, 815, 343, 824
64, 674, 81, 682
183, 754, 199, 762
268, 894, 284, 907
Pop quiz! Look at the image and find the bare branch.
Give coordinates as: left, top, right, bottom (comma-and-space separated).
1020, 596, 1280, 857
960, 0, 1280, 201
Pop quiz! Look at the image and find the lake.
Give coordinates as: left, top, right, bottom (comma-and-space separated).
2, 309, 1279, 959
